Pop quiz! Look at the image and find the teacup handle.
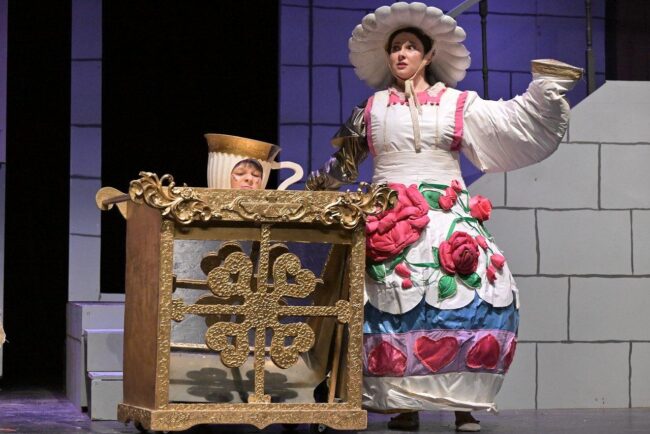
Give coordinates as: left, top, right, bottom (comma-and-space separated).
271, 161, 304, 190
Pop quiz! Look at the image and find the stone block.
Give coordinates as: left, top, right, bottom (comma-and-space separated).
485, 14, 537, 72
280, 66, 309, 123
632, 211, 650, 274
313, 8, 363, 65
537, 15, 605, 73
279, 125, 310, 181
72, 0, 102, 59
507, 144, 599, 208
85, 329, 124, 372
312, 66, 340, 124
538, 0, 605, 18
467, 172, 505, 207
537, 343, 629, 408
68, 235, 101, 302
67, 302, 125, 339
457, 70, 510, 101
602, 145, 650, 208
495, 342, 536, 410
537, 210, 631, 275
631, 343, 650, 407
281, 5, 309, 65
487, 0, 536, 14
571, 277, 650, 341
87, 372, 123, 420
70, 126, 101, 177
311, 125, 340, 171
70, 178, 101, 236
71, 60, 101, 125
517, 277, 569, 341
571, 82, 650, 143
484, 209, 537, 275
341, 67, 373, 116
511, 72, 531, 99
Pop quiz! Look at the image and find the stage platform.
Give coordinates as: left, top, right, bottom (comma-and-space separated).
0, 388, 648, 433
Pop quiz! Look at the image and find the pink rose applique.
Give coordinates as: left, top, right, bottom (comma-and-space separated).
475, 235, 488, 250
450, 179, 463, 193
366, 184, 430, 262
438, 187, 458, 211
486, 265, 497, 284
438, 231, 480, 276
470, 195, 493, 222
490, 254, 506, 270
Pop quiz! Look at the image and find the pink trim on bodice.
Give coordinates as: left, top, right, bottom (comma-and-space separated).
365, 95, 376, 156
450, 91, 469, 151
387, 86, 448, 106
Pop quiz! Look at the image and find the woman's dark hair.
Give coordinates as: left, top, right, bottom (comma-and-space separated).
231, 158, 263, 175
386, 27, 433, 54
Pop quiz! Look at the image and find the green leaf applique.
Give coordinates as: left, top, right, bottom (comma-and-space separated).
421, 190, 441, 209
459, 272, 482, 288
366, 262, 387, 282
438, 275, 457, 300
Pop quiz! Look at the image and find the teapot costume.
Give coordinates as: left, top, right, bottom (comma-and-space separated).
307, 2, 581, 414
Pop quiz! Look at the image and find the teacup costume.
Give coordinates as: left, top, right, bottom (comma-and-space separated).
307, 2, 581, 413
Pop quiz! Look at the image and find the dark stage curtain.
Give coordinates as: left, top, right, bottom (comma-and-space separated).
101, 1, 280, 294
3, 1, 71, 387
606, 0, 650, 81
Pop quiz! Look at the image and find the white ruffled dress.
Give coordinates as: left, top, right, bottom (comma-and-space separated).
360, 75, 573, 412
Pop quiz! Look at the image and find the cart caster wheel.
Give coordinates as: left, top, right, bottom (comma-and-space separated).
134, 421, 148, 433
310, 423, 327, 433
282, 424, 299, 431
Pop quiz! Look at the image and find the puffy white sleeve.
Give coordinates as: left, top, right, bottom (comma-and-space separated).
461, 74, 577, 173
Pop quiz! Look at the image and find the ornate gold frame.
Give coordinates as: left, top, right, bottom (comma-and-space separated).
99, 173, 396, 432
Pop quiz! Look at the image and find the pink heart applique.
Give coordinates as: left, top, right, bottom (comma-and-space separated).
414, 336, 459, 373
466, 334, 501, 370
367, 341, 407, 376
503, 339, 517, 371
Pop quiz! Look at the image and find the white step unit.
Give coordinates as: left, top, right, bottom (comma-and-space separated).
66, 302, 124, 408
84, 328, 124, 372
87, 371, 123, 420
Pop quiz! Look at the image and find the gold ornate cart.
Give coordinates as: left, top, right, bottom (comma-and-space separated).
97, 172, 394, 432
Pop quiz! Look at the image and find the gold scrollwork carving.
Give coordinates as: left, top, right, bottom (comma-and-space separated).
320, 182, 397, 229
223, 195, 312, 222
129, 172, 214, 224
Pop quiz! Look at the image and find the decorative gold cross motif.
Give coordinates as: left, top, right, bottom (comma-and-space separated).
171, 224, 352, 403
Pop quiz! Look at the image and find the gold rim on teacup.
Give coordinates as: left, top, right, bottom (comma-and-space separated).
204, 133, 280, 162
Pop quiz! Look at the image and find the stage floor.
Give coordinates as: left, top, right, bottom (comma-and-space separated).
1, 388, 648, 433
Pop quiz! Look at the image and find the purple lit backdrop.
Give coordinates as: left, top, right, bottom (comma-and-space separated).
279, 0, 606, 188
0, 0, 6, 162
0, 0, 7, 376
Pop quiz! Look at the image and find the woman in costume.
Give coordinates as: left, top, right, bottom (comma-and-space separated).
307, 2, 581, 432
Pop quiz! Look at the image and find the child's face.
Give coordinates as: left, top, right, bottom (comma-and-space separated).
230, 163, 263, 190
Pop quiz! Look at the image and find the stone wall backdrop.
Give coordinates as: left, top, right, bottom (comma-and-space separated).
69, 0, 104, 302
471, 81, 650, 409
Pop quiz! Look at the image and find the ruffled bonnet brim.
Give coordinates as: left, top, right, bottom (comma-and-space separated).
349, 2, 471, 89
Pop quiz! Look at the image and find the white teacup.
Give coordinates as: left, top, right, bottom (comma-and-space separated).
205, 134, 303, 190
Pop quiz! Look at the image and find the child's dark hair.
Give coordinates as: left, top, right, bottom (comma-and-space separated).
386, 27, 433, 54
231, 158, 263, 175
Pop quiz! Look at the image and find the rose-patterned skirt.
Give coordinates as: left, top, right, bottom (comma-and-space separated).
362, 181, 519, 412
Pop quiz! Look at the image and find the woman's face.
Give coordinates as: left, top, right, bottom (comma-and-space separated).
230, 163, 263, 190
388, 31, 427, 81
